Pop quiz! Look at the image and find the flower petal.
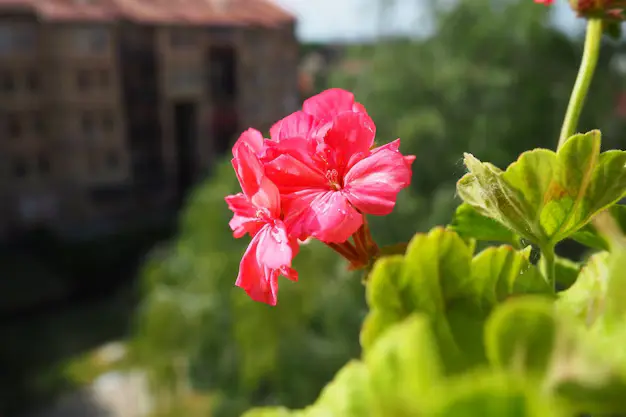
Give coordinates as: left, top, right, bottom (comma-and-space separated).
322, 112, 376, 171
264, 153, 327, 194
283, 189, 363, 243
263, 136, 316, 167
225, 193, 263, 238
232, 143, 281, 217
256, 221, 293, 269
279, 265, 298, 282
233, 128, 265, 157
344, 145, 413, 216
371, 138, 416, 169
278, 238, 300, 282
235, 224, 299, 306
235, 229, 279, 306
303, 88, 364, 123
269, 111, 318, 142
371, 138, 401, 153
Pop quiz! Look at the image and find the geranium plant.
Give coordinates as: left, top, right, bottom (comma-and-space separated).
225, 1, 626, 415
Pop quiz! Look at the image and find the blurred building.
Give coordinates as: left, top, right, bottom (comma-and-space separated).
0, 0, 299, 240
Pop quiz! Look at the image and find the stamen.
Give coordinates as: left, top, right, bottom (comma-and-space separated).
255, 208, 273, 223
325, 169, 341, 190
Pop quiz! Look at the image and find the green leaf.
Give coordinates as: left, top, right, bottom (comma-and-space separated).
485, 295, 626, 414
362, 227, 551, 374
449, 203, 520, 246
457, 156, 535, 243
364, 255, 407, 315
602, 241, 626, 324
484, 296, 558, 380
241, 408, 293, 417
571, 204, 626, 251
431, 370, 566, 417
558, 237, 626, 331
457, 131, 626, 247
559, 244, 626, 413
365, 314, 442, 416
556, 251, 609, 326
468, 246, 552, 312
360, 309, 404, 354
361, 229, 472, 353
570, 226, 608, 250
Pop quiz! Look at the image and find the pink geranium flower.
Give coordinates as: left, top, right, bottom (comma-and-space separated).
226, 88, 415, 305
262, 89, 415, 243
225, 138, 298, 306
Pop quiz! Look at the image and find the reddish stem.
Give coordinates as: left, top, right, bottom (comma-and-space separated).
327, 216, 381, 271
327, 241, 359, 262
358, 217, 379, 258
352, 230, 368, 261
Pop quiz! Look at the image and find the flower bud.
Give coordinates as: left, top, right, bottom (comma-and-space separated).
569, 0, 626, 21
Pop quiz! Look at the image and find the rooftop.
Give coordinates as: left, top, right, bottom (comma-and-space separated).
0, 0, 295, 25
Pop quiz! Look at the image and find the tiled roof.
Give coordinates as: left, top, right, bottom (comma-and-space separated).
0, 0, 295, 25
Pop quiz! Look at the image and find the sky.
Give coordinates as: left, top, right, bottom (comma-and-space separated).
273, 0, 585, 42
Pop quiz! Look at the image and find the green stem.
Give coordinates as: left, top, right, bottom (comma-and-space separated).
557, 18, 603, 151
541, 245, 557, 292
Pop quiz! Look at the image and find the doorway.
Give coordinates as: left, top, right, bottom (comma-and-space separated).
173, 101, 197, 205
207, 45, 239, 155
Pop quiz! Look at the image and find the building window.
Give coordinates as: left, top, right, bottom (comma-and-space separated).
14, 27, 36, 51
37, 155, 51, 175
74, 27, 109, 54
13, 159, 28, 178
7, 113, 21, 138
170, 29, 197, 48
26, 71, 40, 92
0, 25, 36, 55
208, 46, 237, 100
77, 70, 91, 91
89, 28, 108, 52
1, 72, 15, 92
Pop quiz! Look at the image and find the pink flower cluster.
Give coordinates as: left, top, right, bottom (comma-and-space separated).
225, 89, 415, 305
534, 0, 553, 4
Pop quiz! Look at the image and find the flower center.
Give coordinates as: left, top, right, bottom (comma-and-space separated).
325, 169, 341, 190
255, 208, 273, 223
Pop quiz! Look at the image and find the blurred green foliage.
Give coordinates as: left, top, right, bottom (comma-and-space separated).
132, 160, 367, 417
130, 0, 624, 415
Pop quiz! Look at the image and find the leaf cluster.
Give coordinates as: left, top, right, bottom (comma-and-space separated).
245, 216, 626, 416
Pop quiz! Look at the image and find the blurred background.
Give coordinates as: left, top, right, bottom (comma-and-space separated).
0, 0, 625, 416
